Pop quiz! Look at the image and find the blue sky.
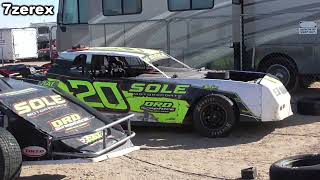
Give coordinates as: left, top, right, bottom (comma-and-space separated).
0, 0, 59, 28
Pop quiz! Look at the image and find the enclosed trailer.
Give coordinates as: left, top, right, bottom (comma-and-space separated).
55, 0, 320, 90
30, 22, 57, 49
0, 28, 38, 62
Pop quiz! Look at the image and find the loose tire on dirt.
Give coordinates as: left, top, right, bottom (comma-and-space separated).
297, 97, 320, 116
0, 128, 22, 180
270, 154, 320, 180
193, 94, 237, 138
259, 55, 298, 92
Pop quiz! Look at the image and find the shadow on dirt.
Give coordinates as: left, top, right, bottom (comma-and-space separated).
19, 174, 66, 180
132, 122, 274, 150
132, 89, 320, 150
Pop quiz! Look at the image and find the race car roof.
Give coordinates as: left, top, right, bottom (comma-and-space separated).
88, 47, 162, 56
60, 47, 170, 63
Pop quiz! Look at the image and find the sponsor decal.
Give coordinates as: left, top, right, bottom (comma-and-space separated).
273, 86, 288, 96
140, 101, 175, 113
264, 76, 282, 84
203, 85, 219, 91
39, 80, 58, 89
50, 114, 92, 132
67, 80, 129, 111
129, 83, 190, 97
79, 131, 104, 145
22, 146, 47, 158
13, 95, 67, 117
44, 79, 191, 124
1, 3, 54, 16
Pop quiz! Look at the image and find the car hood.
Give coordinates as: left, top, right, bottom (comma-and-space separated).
0, 78, 136, 159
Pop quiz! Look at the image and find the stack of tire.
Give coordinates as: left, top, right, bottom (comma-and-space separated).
0, 128, 22, 180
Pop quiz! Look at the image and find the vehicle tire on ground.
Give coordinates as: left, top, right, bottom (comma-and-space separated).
0, 128, 22, 180
297, 97, 320, 116
193, 94, 237, 138
259, 55, 298, 92
270, 154, 320, 180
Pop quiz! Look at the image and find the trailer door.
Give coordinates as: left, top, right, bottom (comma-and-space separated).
12, 29, 38, 60
0, 29, 14, 61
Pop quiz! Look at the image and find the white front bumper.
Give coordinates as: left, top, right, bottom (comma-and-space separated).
260, 75, 293, 122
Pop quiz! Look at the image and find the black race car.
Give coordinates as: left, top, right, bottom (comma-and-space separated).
0, 77, 136, 180
36, 47, 292, 138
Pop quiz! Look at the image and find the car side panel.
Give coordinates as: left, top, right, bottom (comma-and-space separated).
43, 75, 194, 124
41, 75, 260, 124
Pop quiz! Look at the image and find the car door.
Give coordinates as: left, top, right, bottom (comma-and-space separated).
53, 54, 130, 114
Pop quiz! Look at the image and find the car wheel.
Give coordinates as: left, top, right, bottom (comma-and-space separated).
193, 94, 237, 138
270, 154, 320, 180
259, 56, 298, 92
0, 128, 22, 180
297, 97, 320, 116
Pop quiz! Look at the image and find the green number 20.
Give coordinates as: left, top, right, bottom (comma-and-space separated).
68, 80, 128, 111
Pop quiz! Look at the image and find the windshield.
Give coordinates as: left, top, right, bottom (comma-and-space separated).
141, 53, 192, 78
153, 58, 189, 69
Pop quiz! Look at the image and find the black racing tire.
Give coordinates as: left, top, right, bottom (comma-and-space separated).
297, 97, 320, 116
270, 154, 320, 180
193, 94, 237, 138
0, 128, 22, 180
259, 55, 298, 92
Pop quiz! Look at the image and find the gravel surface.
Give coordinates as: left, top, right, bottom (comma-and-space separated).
19, 89, 320, 180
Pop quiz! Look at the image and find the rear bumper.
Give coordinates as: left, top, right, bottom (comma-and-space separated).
23, 146, 140, 165
49, 114, 136, 159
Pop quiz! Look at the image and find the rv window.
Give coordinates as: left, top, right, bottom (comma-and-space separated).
63, 0, 79, 24
168, 0, 214, 11
123, 0, 142, 14
168, 0, 190, 11
103, 0, 142, 16
192, 0, 214, 9
79, 0, 90, 23
62, 0, 89, 24
103, 0, 122, 15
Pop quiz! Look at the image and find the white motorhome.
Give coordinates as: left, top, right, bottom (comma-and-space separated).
0, 28, 38, 62
56, 0, 320, 90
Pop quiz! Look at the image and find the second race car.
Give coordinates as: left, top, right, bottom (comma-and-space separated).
0, 77, 136, 180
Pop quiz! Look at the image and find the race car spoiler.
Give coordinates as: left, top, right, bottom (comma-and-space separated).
51, 114, 136, 158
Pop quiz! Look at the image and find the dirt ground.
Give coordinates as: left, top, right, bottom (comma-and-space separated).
17, 88, 320, 180
12, 61, 320, 180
